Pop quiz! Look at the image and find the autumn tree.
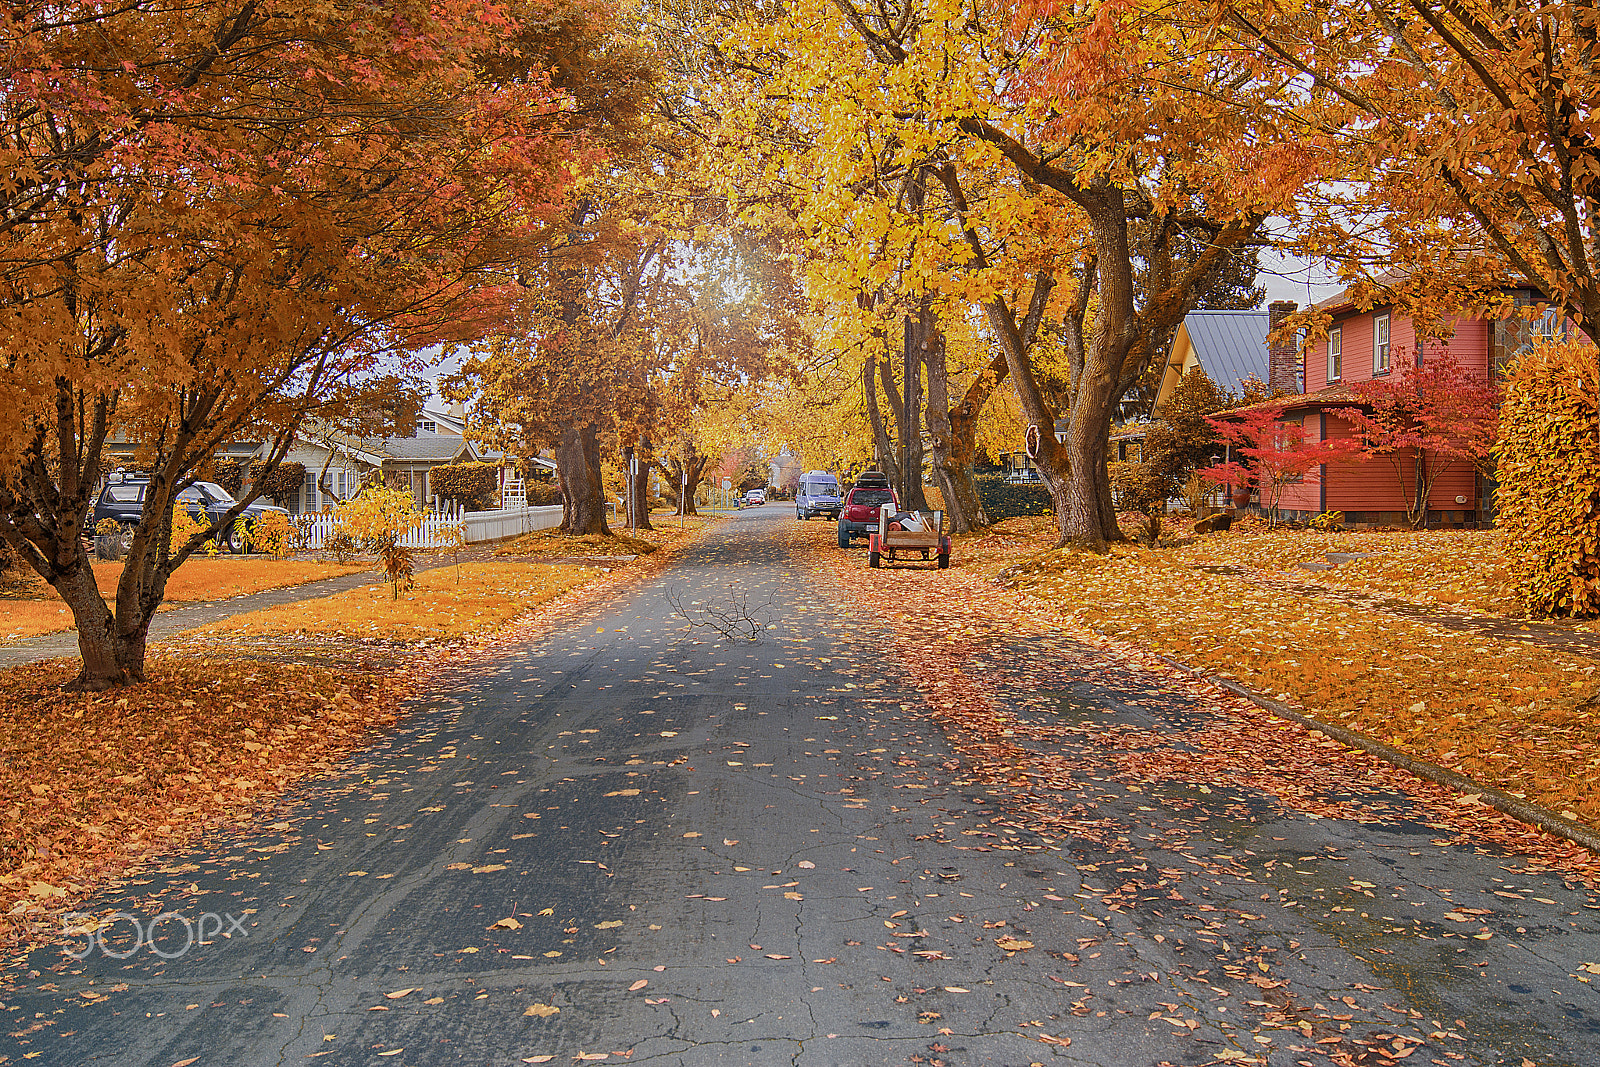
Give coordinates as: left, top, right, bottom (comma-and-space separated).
708, 0, 1312, 547
1220, 0, 1600, 334
1333, 352, 1499, 528
0, 0, 603, 688
1202, 406, 1354, 526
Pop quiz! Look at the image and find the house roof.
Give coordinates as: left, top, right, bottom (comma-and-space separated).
368, 435, 476, 463
1180, 310, 1272, 396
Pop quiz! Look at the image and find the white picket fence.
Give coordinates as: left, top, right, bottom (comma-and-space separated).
292, 505, 563, 550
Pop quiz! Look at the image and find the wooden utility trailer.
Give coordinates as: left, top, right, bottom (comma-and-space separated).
868, 506, 951, 569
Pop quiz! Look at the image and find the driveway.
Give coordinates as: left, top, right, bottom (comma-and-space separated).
5, 508, 1598, 1065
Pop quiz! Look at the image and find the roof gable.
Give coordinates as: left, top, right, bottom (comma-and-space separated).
1182, 310, 1270, 396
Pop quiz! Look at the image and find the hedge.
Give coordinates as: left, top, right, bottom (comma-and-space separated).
249, 461, 305, 505
1496, 339, 1600, 616
974, 471, 1055, 520
528, 482, 563, 506
431, 462, 500, 509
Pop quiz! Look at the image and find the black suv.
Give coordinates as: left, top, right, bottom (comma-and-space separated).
92, 475, 289, 554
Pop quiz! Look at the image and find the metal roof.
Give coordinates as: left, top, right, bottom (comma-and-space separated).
1181, 310, 1270, 396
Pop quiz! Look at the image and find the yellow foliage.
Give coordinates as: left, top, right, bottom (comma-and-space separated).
1495, 339, 1600, 616
333, 485, 423, 544
208, 562, 602, 639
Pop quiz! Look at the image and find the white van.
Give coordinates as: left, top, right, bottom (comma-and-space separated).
795, 470, 842, 521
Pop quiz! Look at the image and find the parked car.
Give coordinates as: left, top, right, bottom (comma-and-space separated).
743, 488, 766, 506
795, 470, 842, 521
92, 474, 289, 554
837, 472, 897, 547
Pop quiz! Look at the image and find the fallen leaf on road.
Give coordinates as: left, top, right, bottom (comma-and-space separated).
524, 1004, 560, 1018
723, 838, 738, 846
595, 920, 623, 929
797, 861, 815, 868
424, 997, 444, 1005
378, 1051, 404, 1058
765, 954, 791, 959
604, 789, 640, 797
472, 864, 507, 874
491, 918, 523, 930
172, 1059, 200, 1067
996, 937, 1034, 951
538, 908, 555, 916
522, 1058, 555, 1064
784, 892, 803, 900
944, 987, 969, 993
628, 979, 649, 991
385, 988, 415, 999
682, 832, 701, 838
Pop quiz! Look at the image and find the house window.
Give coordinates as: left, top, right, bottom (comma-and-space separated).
1374, 314, 1391, 373
1327, 327, 1342, 382
1533, 307, 1565, 345
420, 420, 437, 433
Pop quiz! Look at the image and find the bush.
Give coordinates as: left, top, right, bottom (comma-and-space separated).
975, 472, 1054, 520
431, 462, 500, 510
1497, 339, 1600, 616
249, 461, 306, 505
1308, 510, 1345, 532
333, 486, 422, 598
528, 482, 563, 506
246, 510, 292, 557
213, 459, 245, 497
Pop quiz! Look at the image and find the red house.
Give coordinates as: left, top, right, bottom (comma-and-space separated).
1265, 285, 1542, 527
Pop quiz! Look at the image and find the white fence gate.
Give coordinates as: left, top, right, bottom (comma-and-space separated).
292, 505, 563, 551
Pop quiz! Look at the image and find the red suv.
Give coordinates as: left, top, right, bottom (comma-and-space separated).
837, 473, 897, 547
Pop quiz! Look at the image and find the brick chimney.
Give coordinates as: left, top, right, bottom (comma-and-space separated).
1267, 300, 1300, 395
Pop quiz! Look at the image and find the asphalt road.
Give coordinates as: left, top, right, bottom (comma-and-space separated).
4, 509, 1599, 1066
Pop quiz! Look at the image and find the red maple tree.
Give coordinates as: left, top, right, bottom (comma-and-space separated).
1202, 405, 1354, 526
1332, 352, 1499, 529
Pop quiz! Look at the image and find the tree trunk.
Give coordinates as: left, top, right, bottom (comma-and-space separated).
555, 421, 610, 536
49, 547, 137, 689
898, 315, 929, 511
624, 438, 654, 531
863, 352, 901, 485
921, 302, 989, 533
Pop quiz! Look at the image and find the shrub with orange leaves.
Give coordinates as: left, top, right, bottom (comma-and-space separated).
333, 487, 425, 599
1496, 339, 1600, 617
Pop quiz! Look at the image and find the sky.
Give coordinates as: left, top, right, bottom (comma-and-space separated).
1257, 249, 1346, 310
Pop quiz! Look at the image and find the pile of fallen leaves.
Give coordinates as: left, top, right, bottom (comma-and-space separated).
0, 654, 410, 942
960, 520, 1600, 826
202, 561, 602, 640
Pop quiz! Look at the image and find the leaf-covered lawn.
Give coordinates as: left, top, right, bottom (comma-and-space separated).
204, 561, 604, 639
2, 601, 79, 642
958, 520, 1599, 826
0, 655, 411, 941
1, 560, 368, 642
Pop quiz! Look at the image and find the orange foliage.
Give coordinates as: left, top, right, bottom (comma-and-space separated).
0, 655, 411, 942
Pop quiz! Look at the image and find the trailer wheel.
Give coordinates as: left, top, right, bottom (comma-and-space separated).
937, 551, 950, 569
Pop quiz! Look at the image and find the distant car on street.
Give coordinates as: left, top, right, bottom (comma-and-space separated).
92, 473, 288, 554
743, 488, 767, 506
795, 470, 842, 521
